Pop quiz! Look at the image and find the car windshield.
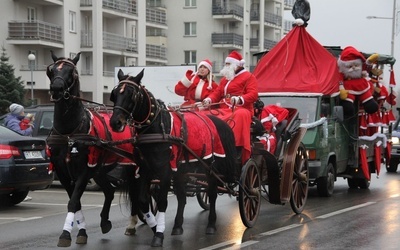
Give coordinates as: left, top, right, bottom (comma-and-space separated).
259, 96, 319, 124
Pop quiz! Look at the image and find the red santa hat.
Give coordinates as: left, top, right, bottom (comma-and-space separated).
225, 51, 245, 67
339, 46, 366, 63
198, 59, 212, 72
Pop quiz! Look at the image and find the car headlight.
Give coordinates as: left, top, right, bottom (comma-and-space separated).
392, 137, 400, 145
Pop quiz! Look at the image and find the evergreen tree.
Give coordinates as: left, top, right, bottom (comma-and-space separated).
0, 46, 26, 115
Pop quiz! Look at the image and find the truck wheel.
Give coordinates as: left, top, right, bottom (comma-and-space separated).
347, 178, 358, 189
317, 163, 335, 197
387, 159, 399, 173
358, 178, 370, 189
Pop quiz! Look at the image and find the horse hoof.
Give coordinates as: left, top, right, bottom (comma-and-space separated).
125, 227, 136, 236
101, 220, 112, 234
151, 232, 164, 247
57, 230, 72, 247
206, 227, 216, 235
76, 229, 88, 244
171, 227, 184, 235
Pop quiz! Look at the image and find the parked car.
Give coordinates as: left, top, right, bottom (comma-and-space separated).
0, 125, 53, 206
0, 105, 123, 191
388, 109, 400, 172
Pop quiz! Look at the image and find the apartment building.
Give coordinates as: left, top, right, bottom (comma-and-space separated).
0, 0, 293, 105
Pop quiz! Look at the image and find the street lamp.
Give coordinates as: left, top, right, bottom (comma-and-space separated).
366, 0, 398, 56
28, 53, 36, 105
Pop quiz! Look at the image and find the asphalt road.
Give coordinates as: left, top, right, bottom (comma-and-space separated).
1, 172, 400, 250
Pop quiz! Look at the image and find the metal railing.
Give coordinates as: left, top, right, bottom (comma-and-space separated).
211, 33, 243, 47
81, 30, 93, 47
264, 12, 282, 26
250, 38, 277, 50
284, 20, 295, 32
8, 20, 62, 43
212, 3, 244, 18
80, 0, 92, 6
146, 7, 167, 25
102, 0, 137, 15
284, 0, 296, 8
146, 44, 167, 60
20, 64, 49, 71
103, 32, 137, 52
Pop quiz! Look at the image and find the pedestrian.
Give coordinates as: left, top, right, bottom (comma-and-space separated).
4, 103, 33, 136
175, 59, 218, 107
203, 51, 259, 164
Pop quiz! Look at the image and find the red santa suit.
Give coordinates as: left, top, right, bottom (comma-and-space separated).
205, 51, 259, 163
337, 46, 379, 115
175, 59, 218, 106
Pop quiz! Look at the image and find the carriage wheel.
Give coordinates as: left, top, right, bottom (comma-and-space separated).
289, 142, 309, 214
239, 159, 261, 228
196, 190, 210, 210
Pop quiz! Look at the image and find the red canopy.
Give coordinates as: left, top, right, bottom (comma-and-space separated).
254, 26, 341, 95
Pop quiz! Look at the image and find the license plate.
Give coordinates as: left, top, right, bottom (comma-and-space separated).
24, 151, 43, 159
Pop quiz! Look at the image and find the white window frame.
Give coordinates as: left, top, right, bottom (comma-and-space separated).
27, 7, 36, 22
184, 50, 197, 64
184, 0, 196, 7
184, 22, 197, 36
69, 11, 76, 33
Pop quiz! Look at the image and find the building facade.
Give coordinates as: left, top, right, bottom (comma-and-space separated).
0, 0, 294, 105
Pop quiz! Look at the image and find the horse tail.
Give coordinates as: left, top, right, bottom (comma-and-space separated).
206, 115, 238, 182
120, 166, 141, 216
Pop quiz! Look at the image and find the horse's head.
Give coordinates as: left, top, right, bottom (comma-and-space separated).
47, 51, 81, 102
109, 69, 144, 132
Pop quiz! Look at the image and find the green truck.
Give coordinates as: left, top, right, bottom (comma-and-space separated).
254, 26, 394, 196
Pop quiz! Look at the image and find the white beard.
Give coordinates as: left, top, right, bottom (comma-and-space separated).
220, 64, 236, 80
338, 58, 363, 79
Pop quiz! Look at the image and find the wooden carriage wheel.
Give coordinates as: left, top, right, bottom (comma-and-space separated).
196, 190, 210, 210
289, 142, 309, 214
238, 159, 261, 228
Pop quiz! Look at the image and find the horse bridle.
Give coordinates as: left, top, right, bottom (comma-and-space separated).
48, 59, 79, 102
113, 79, 157, 125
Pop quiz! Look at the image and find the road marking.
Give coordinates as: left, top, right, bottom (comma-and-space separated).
19, 217, 42, 221
222, 240, 259, 250
198, 240, 237, 250
316, 201, 376, 219
22, 202, 118, 207
259, 223, 302, 236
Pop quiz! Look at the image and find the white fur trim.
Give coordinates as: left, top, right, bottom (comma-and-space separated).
181, 75, 192, 87
198, 61, 212, 72
195, 80, 204, 100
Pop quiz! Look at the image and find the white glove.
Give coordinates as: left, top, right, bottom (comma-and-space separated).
230, 96, 241, 105
202, 98, 211, 107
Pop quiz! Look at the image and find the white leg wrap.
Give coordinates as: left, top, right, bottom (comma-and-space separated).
75, 210, 86, 230
63, 212, 75, 233
145, 212, 157, 228
156, 212, 165, 233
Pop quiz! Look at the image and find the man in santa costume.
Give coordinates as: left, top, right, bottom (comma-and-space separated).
337, 46, 379, 116
175, 59, 218, 106
203, 51, 259, 164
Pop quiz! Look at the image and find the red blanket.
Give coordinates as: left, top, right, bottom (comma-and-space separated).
87, 110, 135, 167
169, 111, 225, 170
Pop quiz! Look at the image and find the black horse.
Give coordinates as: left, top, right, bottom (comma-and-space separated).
46, 52, 140, 247
109, 69, 238, 247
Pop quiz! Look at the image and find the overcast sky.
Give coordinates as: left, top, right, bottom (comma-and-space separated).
286, 0, 399, 89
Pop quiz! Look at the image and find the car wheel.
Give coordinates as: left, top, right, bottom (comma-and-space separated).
86, 178, 101, 191
7, 191, 30, 205
387, 158, 399, 173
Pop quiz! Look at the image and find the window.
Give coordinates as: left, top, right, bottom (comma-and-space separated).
69, 11, 76, 33
184, 22, 197, 36
184, 51, 197, 64
185, 0, 196, 7
27, 7, 36, 22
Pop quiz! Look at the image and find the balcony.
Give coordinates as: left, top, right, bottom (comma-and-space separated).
146, 44, 167, 61
250, 38, 277, 51
265, 12, 282, 27
7, 20, 63, 46
284, 20, 295, 33
103, 32, 137, 52
146, 7, 167, 26
102, 0, 137, 15
212, 3, 243, 21
284, 0, 295, 9
211, 33, 243, 49
81, 30, 93, 47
